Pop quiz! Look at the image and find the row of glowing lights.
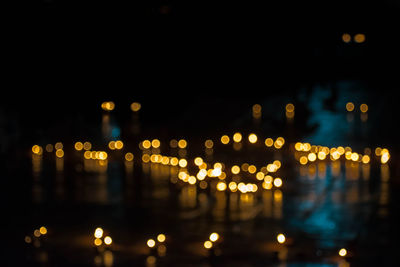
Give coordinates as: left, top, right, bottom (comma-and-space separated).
101, 101, 142, 112
345, 102, 368, 112
25, 226, 348, 258
139, 134, 285, 150
342, 33, 366, 44
294, 142, 390, 165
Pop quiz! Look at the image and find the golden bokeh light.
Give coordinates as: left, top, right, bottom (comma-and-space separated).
178, 139, 187, 149
248, 133, 258, 144
178, 159, 188, 168
346, 102, 355, 112
83, 141, 92, 151
339, 248, 347, 257
209, 233, 219, 242
221, 135, 230, 144
130, 102, 141, 112
362, 155, 370, 164
74, 142, 83, 151
216, 182, 227, 191
147, 239, 156, 248
94, 238, 102, 246
354, 33, 365, 43
39, 226, 47, 235
204, 240, 213, 249
308, 153, 317, 162
265, 138, 274, 147
205, 139, 214, 149
115, 140, 124, 150
233, 132, 242, 142
56, 149, 64, 158
342, 33, 351, 43
231, 165, 240, 174
104, 236, 112, 245
94, 228, 103, 239
360, 103, 368, 113
277, 233, 286, 244
152, 139, 161, 148
273, 178, 283, 188
286, 103, 295, 112
299, 156, 308, 165
125, 152, 134, 161
157, 234, 166, 243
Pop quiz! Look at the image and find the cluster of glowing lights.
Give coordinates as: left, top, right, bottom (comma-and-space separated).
84, 151, 108, 160
346, 102, 368, 112
147, 234, 166, 248
101, 101, 115, 111
141, 153, 181, 167
108, 140, 124, 150
204, 232, 220, 249
342, 33, 366, 43
26, 226, 48, 244
93, 227, 112, 247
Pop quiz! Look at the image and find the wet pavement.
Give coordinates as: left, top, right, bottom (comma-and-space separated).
4, 84, 400, 266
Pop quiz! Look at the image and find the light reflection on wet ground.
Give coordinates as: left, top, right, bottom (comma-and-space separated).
17, 84, 399, 266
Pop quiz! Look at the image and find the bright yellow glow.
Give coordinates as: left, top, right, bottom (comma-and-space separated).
194, 157, 203, 166
351, 153, 359, 161
229, 182, 237, 192
264, 175, 273, 183
381, 152, 390, 164
130, 102, 141, 112
216, 182, 227, 191
84, 151, 91, 159
147, 239, 156, 248
214, 162, 222, 169
125, 152, 134, 161
211, 168, 222, 177
32, 145, 41, 154
83, 142, 92, 151
354, 33, 365, 43
104, 236, 112, 245
273, 160, 281, 169
142, 140, 151, 149
39, 226, 47, 235
101, 101, 115, 111
170, 157, 179, 166
178, 159, 187, 168
231, 165, 240, 174
362, 155, 370, 164
277, 234, 286, 244
204, 240, 213, 249
337, 146, 345, 155
265, 138, 274, 147
274, 140, 283, 149
233, 132, 242, 142
286, 103, 295, 112
248, 165, 257, 174
56, 149, 64, 158
248, 133, 258, 143
360, 103, 368, 113
98, 151, 108, 160
94, 228, 103, 239
151, 139, 160, 148
308, 153, 317, 162
299, 156, 308, 165
115, 140, 124, 150
178, 139, 187, 149
339, 248, 347, 257
209, 233, 219, 242
205, 139, 214, 149
346, 102, 355, 112
295, 142, 303, 151
303, 143, 311, 151
157, 234, 166, 243
188, 176, 197, 185
342, 33, 351, 43
345, 151, 352, 160
262, 181, 273, 190
197, 169, 207, 180
221, 135, 230, 144
273, 178, 283, 187
256, 172, 265, 180
74, 142, 83, 151
317, 151, 326, 160
94, 238, 102, 246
